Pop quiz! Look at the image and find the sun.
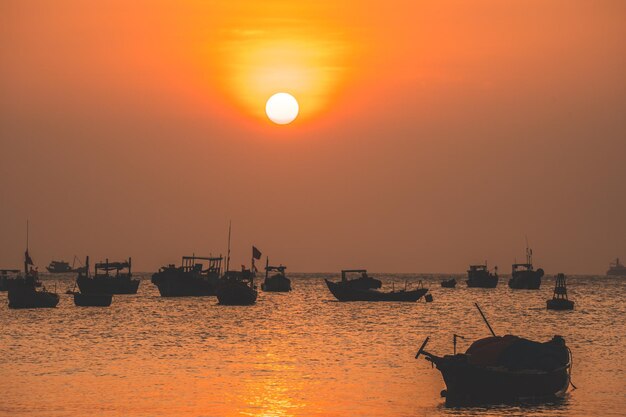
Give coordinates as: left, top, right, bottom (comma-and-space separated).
265, 93, 299, 125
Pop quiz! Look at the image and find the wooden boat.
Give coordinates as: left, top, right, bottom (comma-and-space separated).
337, 269, 382, 290
8, 237, 59, 309
46, 256, 87, 274
216, 270, 258, 305
261, 258, 291, 292
547, 273, 574, 310
441, 278, 456, 288
466, 263, 498, 288
77, 256, 139, 294
415, 304, 572, 405
325, 279, 428, 302
73, 292, 113, 307
509, 247, 544, 289
151, 255, 223, 297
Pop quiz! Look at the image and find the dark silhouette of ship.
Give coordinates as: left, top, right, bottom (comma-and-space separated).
508, 247, 544, 289
261, 257, 291, 292
151, 255, 223, 297
607, 258, 626, 276
415, 304, 572, 405
46, 257, 86, 274
7, 225, 59, 309
0, 269, 20, 292
73, 292, 113, 307
215, 227, 259, 305
441, 278, 457, 288
547, 273, 574, 310
326, 270, 428, 302
466, 264, 498, 288
76, 256, 139, 294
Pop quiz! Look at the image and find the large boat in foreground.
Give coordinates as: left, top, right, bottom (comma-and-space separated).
508, 247, 544, 289
152, 255, 223, 297
76, 257, 139, 294
216, 269, 258, 305
607, 258, 626, 276
415, 304, 572, 405
466, 264, 498, 288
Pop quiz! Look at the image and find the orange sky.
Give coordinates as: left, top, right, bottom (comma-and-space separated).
1, 0, 625, 273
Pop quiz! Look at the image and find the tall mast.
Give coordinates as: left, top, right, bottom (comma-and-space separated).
226, 220, 232, 273
24, 220, 29, 274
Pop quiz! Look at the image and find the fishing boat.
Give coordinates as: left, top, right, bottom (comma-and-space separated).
8, 228, 59, 309
216, 269, 258, 305
261, 258, 291, 292
46, 256, 87, 274
547, 273, 574, 310
76, 256, 139, 294
325, 278, 428, 302
466, 264, 498, 288
151, 255, 223, 297
606, 258, 626, 276
415, 304, 573, 405
441, 278, 457, 288
0, 269, 20, 292
508, 247, 544, 289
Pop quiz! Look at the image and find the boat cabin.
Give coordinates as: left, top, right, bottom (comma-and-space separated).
341, 269, 369, 282
95, 258, 132, 278
180, 255, 222, 276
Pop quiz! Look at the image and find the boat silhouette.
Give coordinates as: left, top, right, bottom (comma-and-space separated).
76, 256, 139, 294
466, 263, 498, 288
508, 246, 544, 289
325, 272, 428, 302
261, 257, 291, 292
152, 255, 223, 297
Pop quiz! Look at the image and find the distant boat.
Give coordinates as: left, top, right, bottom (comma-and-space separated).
547, 273, 574, 310
73, 292, 113, 307
216, 269, 258, 305
7, 226, 59, 309
508, 247, 544, 289
466, 264, 498, 288
261, 258, 291, 292
325, 277, 428, 302
415, 304, 572, 405
151, 255, 223, 297
76, 256, 139, 294
607, 258, 626, 276
337, 269, 382, 290
46, 257, 86, 274
441, 278, 457, 288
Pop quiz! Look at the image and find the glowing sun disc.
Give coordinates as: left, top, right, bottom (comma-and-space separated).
265, 93, 299, 124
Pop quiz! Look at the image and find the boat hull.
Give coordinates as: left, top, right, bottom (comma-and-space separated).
325, 279, 428, 302
508, 270, 543, 289
261, 276, 292, 292
77, 276, 139, 295
8, 287, 60, 309
216, 281, 257, 305
151, 270, 219, 297
466, 276, 498, 288
74, 293, 113, 307
441, 279, 456, 288
434, 357, 570, 405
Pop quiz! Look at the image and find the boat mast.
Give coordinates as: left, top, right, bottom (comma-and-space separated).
226, 220, 232, 273
24, 220, 29, 274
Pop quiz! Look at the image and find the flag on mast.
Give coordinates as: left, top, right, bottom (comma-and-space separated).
25, 250, 34, 266
252, 246, 262, 260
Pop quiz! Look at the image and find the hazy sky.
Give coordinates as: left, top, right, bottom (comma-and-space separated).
1, 0, 624, 273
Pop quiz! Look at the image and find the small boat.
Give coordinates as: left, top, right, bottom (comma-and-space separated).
606, 258, 626, 276
261, 258, 291, 292
466, 263, 498, 288
547, 273, 574, 310
77, 256, 139, 294
415, 304, 572, 405
508, 246, 544, 289
441, 278, 456, 288
8, 238, 59, 309
151, 255, 223, 297
325, 278, 428, 302
216, 270, 258, 305
46, 256, 87, 274
73, 292, 113, 307
0, 269, 21, 292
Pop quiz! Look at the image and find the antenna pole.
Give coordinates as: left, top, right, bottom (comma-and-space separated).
474, 303, 496, 337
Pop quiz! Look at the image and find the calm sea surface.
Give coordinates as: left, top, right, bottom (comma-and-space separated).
1, 273, 624, 417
